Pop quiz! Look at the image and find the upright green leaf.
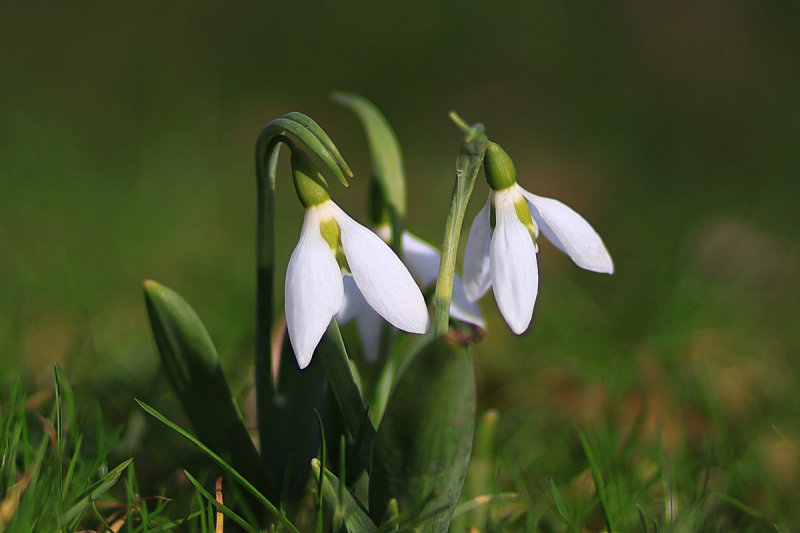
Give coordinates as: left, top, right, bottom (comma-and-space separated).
142, 280, 276, 501
318, 320, 375, 474
332, 92, 406, 223
260, 331, 329, 500
311, 459, 377, 533
369, 335, 476, 532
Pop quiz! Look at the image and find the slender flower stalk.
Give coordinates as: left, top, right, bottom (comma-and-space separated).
463, 141, 613, 334
432, 113, 489, 336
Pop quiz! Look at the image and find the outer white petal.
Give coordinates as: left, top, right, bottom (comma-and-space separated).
285, 208, 344, 369
450, 273, 486, 328
332, 205, 429, 334
491, 190, 539, 335
401, 231, 441, 287
463, 198, 492, 301
520, 187, 614, 274
335, 275, 366, 325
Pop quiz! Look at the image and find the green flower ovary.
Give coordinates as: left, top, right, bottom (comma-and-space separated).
292, 149, 331, 208
483, 141, 517, 191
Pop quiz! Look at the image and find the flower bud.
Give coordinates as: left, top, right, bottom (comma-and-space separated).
483, 141, 517, 191
291, 149, 331, 208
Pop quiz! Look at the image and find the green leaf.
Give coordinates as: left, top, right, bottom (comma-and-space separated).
549, 479, 578, 532
451, 409, 499, 531
577, 427, 614, 533
312, 459, 377, 533
137, 399, 299, 532
260, 332, 329, 499
63, 458, 132, 526
318, 320, 375, 474
183, 470, 255, 531
369, 335, 476, 532
142, 280, 276, 501
332, 92, 406, 220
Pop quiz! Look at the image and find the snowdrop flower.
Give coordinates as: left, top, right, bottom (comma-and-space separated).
464, 142, 613, 334
285, 150, 429, 369
337, 225, 485, 362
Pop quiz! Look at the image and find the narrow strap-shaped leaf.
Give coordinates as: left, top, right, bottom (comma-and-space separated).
259, 331, 329, 499
64, 458, 132, 526
318, 320, 375, 474
332, 92, 406, 235
137, 400, 299, 532
450, 408, 499, 531
183, 470, 255, 531
369, 335, 475, 532
143, 280, 277, 503
577, 427, 615, 533
311, 459, 377, 533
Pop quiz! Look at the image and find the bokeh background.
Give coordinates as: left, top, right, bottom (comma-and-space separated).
2, 0, 799, 525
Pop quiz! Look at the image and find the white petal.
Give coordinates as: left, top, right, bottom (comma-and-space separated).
520, 187, 614, 274
450, 273, 486, 328
354, 306, 384, 363
336, 275, 387, 363
463, 199, 492, 301
401, 231, 441, 287
332, 205, 429, 334
336, 275, 366, 325
491, 191, 538, 334
402, 230, 485, 328
285, 209, 344, 369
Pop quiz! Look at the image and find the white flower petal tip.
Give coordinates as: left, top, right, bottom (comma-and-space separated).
285, 208, 344, 369
520, 188, 614, 275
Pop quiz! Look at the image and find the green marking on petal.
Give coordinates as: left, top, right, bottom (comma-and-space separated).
319, 217, 350, 271
514, 196, 538, 241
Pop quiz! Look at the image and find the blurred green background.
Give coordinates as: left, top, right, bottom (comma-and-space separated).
2, 0, 799, 523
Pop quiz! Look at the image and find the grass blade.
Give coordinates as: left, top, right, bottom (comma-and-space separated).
136, 399, 298, 532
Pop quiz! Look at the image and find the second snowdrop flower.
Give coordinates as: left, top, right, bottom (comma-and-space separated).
463, 142, 613, 335
285, 150, 429, 369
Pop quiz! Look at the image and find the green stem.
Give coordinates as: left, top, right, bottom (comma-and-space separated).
433, 113, 488, 336
253, 114, 352, 457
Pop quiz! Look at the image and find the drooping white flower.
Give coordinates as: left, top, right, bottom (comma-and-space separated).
285, 150, 429, 369
463, 142, 613, 335
337, 227, 485, 362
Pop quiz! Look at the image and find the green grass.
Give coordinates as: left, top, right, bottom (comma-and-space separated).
0, 368, 207, 532
2, 2, 800, 530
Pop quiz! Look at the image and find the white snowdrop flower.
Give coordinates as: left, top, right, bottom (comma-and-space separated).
463, 142, 613, 334
285, 150, 429, 369
337, 226, 485, 362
